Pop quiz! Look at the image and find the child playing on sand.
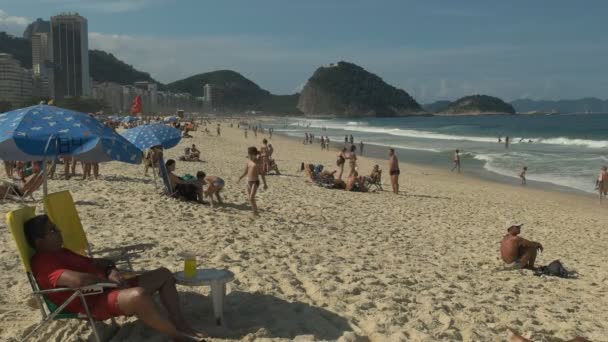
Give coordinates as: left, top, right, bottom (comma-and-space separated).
238, 147, 268, 216
197, 171, 225, 208
520, 166, 527, 185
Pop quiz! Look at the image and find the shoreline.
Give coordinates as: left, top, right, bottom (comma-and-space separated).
264, 122, 598, 200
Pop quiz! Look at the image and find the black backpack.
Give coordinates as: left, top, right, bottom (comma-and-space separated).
534, 260, 577, 279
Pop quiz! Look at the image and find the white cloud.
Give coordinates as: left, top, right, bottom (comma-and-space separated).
0, 9, 30, 36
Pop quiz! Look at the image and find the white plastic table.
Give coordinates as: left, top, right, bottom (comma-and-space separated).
174, 268, 235, 326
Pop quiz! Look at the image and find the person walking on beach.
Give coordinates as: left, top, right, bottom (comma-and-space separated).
238, 146, 268, 217
520, 166, 528, 185
337, 147, 347, 180
349, 134, 354, 145
597, 166, 608, 203
347, 144, 357, 177
244, 128, 248, 138
344, 135, 348, 145
320, 137, 326, 150
216, 124, 221, 136
451, 149, 461, 173
388, 148, 400, 194
359, 141, 364, 156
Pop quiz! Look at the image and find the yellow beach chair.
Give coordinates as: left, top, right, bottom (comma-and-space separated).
6, 206, 117, 342
43, 190, 153, 271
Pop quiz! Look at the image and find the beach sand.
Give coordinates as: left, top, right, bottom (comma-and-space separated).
1, 123, 607, 341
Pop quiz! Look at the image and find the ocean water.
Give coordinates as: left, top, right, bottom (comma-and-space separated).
268, 114, 608, 194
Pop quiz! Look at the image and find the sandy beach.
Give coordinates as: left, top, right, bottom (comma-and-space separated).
1, 123, 607, 341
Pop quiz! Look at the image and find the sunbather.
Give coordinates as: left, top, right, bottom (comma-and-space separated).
0, 161, 44, 199
345, 171, 367, 192
24, 215, 206, 341
165, 159, 204, 203
500, 222, 543, 270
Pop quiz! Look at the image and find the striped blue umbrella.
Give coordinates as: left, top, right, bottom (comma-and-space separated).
0, 104, 142, 163
120, 123, 182, 151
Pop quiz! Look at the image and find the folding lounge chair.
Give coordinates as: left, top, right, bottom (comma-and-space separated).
43, 190, 153, 271
6, 206, 118, 342
365, 171, 383, 192
1, 167, 49, 202
158, 157, 178, 197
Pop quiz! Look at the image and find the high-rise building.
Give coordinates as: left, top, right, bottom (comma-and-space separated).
203, 83, 223, 112
32, 32, 54, 98
0, 53, 33, 105
50, 13, 90, 99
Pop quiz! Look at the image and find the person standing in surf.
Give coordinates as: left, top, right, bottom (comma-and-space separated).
505, 136, 510, 149
388, 148, 400, 194
597, 166, 608, 203
520, 166, 527, 185
359, 141, 364, 156
451, 149, 461, 173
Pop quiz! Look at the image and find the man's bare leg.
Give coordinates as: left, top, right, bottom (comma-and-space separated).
518, 247, 538, 270
136, 268, 205, 337
215, 191, 222, 204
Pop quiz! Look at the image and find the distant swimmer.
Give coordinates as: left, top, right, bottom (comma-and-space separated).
528, 139, 533, 143
505, 136, 510, 149
450, 149, 461, 173
520, 166, 527, 185
498, 136, 502, 143
519, 138, 524, 143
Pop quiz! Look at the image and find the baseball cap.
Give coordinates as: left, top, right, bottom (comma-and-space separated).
505, 221, 523, 230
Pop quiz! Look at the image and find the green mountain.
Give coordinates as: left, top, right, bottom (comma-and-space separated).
510, 98, 608, 113
437, 95, 515, 115
297, 61, 423, 117
0, 32, 32, 68
166, 70, 301, 114
0, 32, 157, 85
89, 50, 158, 84
422, 100, 451, 113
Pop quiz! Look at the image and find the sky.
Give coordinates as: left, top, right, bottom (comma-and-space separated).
1, 0, 607, 103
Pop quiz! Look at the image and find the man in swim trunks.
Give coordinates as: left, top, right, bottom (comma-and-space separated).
238, 146, 267, 216
388, 148, 400, 194
451, 149, 461, 173
597, 166, 608, 203
198, 171, 225, 207
25, 215, 205, 341
500, 223, 543, 270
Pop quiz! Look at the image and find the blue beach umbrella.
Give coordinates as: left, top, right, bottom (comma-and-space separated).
0, 105, 142, 164
121, 123, 182, 151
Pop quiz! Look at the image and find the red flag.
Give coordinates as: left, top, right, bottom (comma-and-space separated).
130, 96, 142, 115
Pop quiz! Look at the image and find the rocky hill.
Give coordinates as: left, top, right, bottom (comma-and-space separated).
437, 95, 515, 115
297, 61, 423, 117
423, 100, 451, 113
166, 70, 300, 114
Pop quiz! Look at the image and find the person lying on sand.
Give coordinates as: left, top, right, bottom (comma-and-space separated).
238, 146, 267, 216
165, 159, 204, 203
507, 328, 589, 342
198, 172, 225, 207
0, 161, 43, 198
24, 215, 206, 342
500, 222, 543, 270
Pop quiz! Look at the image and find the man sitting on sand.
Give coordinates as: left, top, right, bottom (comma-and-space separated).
24, 215, 205, 341
345, 171, 367, 192
500, 223, 543, 270
197, 171, 225, 207
165, 159, 204, 203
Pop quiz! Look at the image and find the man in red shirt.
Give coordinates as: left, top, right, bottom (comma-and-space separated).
25, 215, 205, 341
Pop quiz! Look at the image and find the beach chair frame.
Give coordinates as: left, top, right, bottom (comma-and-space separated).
1, 166, 50, 202
6, 206, 118, 342
365, 171, 383, 192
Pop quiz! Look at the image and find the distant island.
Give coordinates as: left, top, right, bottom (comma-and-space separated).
429, 95, 516, 115
297, 61, 424, 117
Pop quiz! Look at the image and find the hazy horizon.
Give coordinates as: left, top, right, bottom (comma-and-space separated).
1, 1, 607, 103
